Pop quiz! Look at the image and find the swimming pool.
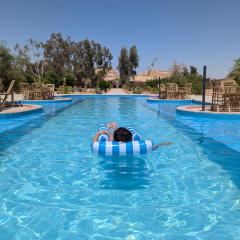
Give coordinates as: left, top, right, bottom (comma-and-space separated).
0, 96, 240, 239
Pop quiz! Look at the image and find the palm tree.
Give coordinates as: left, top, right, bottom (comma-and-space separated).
229, 58, 240, 84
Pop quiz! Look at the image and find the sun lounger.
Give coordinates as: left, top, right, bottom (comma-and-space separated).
0, 80, 15, 111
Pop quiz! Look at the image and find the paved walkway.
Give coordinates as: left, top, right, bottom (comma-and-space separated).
6, 94, 22, 101
104, 88, 128, 95
191, 95, 212, 103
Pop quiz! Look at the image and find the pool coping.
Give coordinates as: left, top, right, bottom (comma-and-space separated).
0, 104, 43, 118
146, 98, 211, 105
21, 97, 72, 104
176, 105, 240, 120
147, 98, 193, 103
57, 94, 150, 98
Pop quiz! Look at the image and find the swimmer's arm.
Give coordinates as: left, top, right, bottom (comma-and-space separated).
93, 132, 100, 142
106, 122, 117, 141
93, 130, 112, 142
107, 122, 118, 130
153, 142, 172, 150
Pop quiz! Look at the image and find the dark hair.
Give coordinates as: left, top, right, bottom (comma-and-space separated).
114, 127, 132, 142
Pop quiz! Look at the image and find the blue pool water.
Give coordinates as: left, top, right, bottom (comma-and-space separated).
0, 96, 240, 240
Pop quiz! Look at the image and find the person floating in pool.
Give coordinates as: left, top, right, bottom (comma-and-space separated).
93, 122, 129, 142
93, 122, 171, 149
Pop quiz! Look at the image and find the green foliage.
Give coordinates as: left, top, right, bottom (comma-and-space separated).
185, 74, 202, 94
144, 79, 159, 88
143, 85, 158, 94
57, 86, 73, 94
43, 33, 72, 76
63, 72, 76, 86
11, 33, 113, 88
118, 45, 140, 86
0, 42, 26, 91
94, 69, 106, 87
190, 66, 197, 75
0, 36, 206, 95
132, 87, 142, 94
14, 39, 46, 84
229, 58, 240, 85
95, 87, 102, 94
44, 71, 61, 86
143, 64, 202, 94
0, 42, 14, 88
24, 73, 35, 84
118, 47, 130, 85
72, 39, 112, 87
129, 45, 139, 78
98, 80, 109, 92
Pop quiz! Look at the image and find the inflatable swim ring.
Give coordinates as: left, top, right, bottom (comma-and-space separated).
92, 125, 153, 156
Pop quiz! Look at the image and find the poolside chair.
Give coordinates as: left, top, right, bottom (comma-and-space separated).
211, 81, 240, 112
46, 84, 55, 99
32, 83, 43, 100
158, 84, 166, 99
220, 79, 237, 88
166, 83, 178, 99
0, 78, 4, 92
21, 83, 31, 100
186, 83, 192, 97
178, 86, 187, 99
0, 80, 15, 111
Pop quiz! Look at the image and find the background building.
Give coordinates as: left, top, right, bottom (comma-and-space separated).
104, 69, 171, 87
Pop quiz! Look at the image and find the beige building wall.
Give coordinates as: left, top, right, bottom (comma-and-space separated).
104, 69, 171, 82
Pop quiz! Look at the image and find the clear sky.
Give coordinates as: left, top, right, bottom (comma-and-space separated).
0, 0, 240, 78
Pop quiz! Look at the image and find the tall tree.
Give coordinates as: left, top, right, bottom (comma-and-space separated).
92, 42, 112, 86
183, 66, 189, 76
170, 61, 184, 76
43, 33, 72, 76
72, 39, 112, 87
1, 33, 113, 88
229, 58, 240, 84
0, 42, 15, 88
129, 45, 139, 80
14, 39, 46, 83
190, 66, 197, 75
147, 58, 158, 75
92, 41, 112, 71
118, 47, 130, 85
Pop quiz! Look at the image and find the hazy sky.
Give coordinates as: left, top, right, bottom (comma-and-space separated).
1, 0, 240, 78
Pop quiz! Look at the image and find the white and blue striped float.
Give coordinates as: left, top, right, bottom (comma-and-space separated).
92, 125, 153, 156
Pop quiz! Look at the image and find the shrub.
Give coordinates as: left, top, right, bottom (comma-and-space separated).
144, 76, 202, 95
57, 86, 73, 94
145, 79, 159, 88
98, 80, 109, 92
44, 71, 61, 87
132, 87, 142, 94
95, 87, 102, 94
143, 86, 156, 93
143, 86, 152, 92
63, 73, 76, 86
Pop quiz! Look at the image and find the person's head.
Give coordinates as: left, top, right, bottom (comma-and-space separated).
114, 127, 132, 142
